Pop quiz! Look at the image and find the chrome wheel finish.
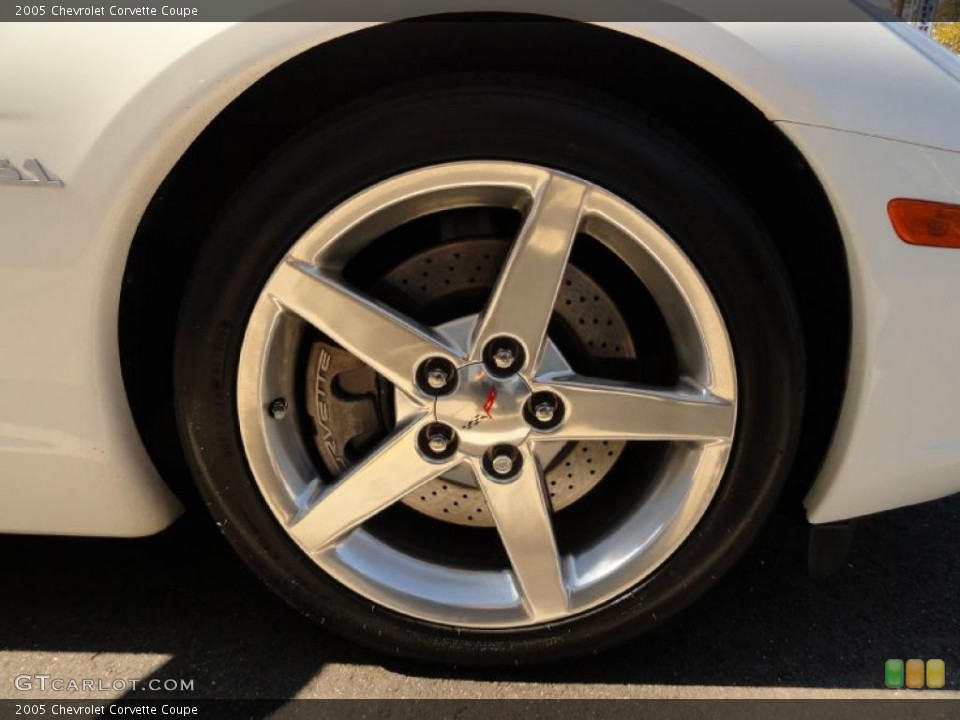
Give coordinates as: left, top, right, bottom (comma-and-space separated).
237, 162, 737, 628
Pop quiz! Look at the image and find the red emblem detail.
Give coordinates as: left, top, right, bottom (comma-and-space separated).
482, 387, 497, 418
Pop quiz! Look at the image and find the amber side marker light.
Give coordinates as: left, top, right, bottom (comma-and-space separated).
889, 199, 960, 249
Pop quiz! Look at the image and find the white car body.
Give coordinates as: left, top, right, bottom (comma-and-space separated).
2, 17, 960, 537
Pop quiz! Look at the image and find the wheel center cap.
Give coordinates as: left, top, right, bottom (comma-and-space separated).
436, 363, 530, 456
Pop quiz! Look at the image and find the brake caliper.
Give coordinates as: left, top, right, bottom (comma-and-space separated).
305, 341, 388, 477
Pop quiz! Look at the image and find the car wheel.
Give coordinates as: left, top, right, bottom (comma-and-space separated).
174, 80, 804, 664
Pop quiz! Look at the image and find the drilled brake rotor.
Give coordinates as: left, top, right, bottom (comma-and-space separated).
304, 238, 636, 527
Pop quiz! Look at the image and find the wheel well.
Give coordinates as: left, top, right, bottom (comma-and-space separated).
120, 17, 850, 511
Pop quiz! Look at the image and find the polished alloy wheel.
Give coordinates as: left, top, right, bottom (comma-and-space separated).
236, 161, 737, 627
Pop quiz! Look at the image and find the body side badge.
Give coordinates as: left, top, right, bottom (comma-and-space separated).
0, 158, 63, 187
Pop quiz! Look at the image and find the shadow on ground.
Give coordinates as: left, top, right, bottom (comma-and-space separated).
0, 491, 955, 697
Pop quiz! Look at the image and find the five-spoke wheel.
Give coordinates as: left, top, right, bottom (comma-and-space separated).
237, 163, 736, 626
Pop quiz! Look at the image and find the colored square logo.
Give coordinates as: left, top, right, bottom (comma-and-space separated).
927, 659, 946, 689
906, 659, 925, 689
885, 659, 904, 688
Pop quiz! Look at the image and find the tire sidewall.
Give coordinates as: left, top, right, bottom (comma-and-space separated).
174, 82, 804, 664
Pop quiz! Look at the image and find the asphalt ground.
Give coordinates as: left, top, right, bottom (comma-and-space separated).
0, 491, 957, 701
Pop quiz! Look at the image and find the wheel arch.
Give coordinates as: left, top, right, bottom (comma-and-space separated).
118, 17, 850, 513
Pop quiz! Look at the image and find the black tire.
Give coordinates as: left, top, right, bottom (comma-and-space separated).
174, 78, 804, 665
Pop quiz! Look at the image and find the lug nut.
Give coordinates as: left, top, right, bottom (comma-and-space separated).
524, 391, 564, 431
427, 433, 450, 455
418, 423, 458, 461
491, 453, 515, 475
492, 347, 517, 370
482, 336, 525, 378
534, 401, 556, 424
426, 367, 450, 390
268, 397, 288, 420
417, 357, 457, 396
483, 445, 522, 481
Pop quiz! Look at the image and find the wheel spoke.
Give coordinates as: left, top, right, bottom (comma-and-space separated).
475, 446, 568, 621
289, 415, 459, 552
539, 375, 736, 443
469, 173, 587, 374
267, 259, 462, 398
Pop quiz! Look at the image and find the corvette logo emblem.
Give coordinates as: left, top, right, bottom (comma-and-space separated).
462, 387, 497, 430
